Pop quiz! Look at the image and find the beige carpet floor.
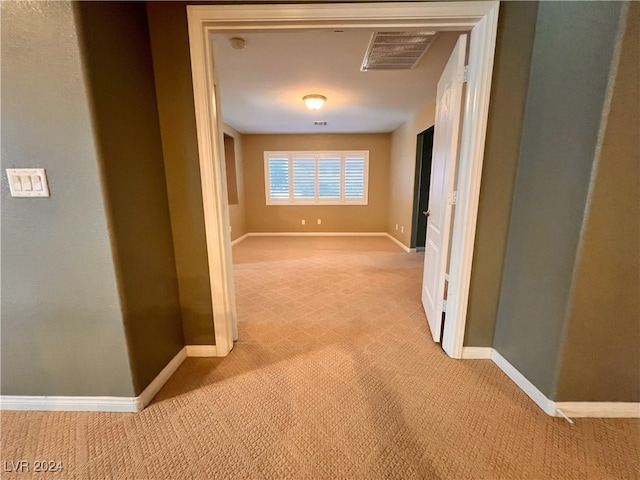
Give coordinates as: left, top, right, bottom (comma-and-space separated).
1, 236, 638, 479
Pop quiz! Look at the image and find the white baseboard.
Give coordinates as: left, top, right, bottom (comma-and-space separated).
0, 345, 227, 412
460, 346, 640, 418
554, 402, 640, 418
490, 349, 557, 416
461, 346, 493, 359
230, 231, 415, 253
245, 232, 388, 237
186, 344, 222, 357
0, 347, 188, 413
230, 233, 249, 246
0, 395, 140, 413
385, 233, 411, 253
136, 347, 187, 410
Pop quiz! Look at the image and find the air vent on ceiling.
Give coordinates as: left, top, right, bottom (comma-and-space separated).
313, 121, 328, 126
361, 31, 437, 71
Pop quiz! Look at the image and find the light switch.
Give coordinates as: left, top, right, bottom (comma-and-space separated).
6, 168, 50, 197
11, 175, 22, 192
21, 175, 32, 191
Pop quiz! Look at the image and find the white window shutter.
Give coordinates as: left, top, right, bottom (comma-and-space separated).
268, 156, 290, 200
265, 151, 368, 205
318, 157, 341, 199
344, 156, 365, 199
293, 156, 316, 200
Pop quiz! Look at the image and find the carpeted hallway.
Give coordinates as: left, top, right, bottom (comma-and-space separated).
1, 236, 638, 479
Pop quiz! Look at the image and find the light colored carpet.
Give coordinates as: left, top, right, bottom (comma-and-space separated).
1, 236, 638, 479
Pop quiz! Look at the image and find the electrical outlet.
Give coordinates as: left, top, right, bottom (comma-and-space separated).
401, 226, 404, 233
317, 219, 321, 225
395, 224, 398, 230
302, 219, 305, 225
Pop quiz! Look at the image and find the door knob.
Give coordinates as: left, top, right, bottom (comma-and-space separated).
422, 210, 430, 217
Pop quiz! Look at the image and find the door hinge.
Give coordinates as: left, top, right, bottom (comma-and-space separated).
459, 65, 468, 84
438, 299, 447, 312
447, 191, 458, 205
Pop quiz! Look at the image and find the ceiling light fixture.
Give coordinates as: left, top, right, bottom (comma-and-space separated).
303, 94, 327, 110
229, 37, 246, 50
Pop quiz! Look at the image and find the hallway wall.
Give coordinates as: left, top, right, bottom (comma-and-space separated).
1, 1, 134, 397
463, 1, 538, 347
555, 2, 640, 402
147, 2, 216, 346
74, 1, 185, 395
493, 1, 629, 400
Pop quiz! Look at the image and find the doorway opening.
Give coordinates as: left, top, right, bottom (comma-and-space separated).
186, 2, 499, 359
410, 126, 434, 251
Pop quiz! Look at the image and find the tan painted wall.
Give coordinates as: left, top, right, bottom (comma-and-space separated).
556, 2, 639, 402
464, 2, 538, 346
388, 100, 436, 246
224, 123, 247, 240
147, 3, 215, 345
75, 2, 185, 395
242, 134, 390, 233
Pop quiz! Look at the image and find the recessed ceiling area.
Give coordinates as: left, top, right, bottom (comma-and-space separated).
210, 29, 462, 134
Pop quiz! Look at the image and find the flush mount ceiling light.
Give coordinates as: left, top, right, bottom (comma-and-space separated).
303, 94, 327, 110
229, 37, 246, 50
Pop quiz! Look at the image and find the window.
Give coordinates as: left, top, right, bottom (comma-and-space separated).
264, 151, 369, 205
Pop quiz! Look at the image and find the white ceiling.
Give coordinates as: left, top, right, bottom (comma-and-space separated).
211, 29, 461, 134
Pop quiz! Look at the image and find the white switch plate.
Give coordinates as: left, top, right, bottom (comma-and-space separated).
6, 168, 50, 197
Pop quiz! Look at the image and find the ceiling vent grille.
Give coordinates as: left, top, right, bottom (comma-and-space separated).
361, 31, 437, 71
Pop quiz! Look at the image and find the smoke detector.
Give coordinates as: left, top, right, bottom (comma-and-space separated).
361, 31, 437, 71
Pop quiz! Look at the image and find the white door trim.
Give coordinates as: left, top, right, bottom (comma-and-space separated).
186, 1, 500, 359
442, 3, 500, 358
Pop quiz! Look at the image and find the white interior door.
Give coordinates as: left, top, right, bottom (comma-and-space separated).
422, 34, 467, 343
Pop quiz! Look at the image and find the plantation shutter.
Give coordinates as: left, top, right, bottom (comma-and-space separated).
293, 156, 316, 200
344, 156, 365, 200
264, 151, 368, 205
268, 156, 290, 201
318, 157, 341, 200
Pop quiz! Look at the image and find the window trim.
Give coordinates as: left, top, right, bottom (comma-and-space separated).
264, 150, 369, 206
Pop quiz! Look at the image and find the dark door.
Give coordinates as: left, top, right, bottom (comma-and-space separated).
410, 126, 435, 249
